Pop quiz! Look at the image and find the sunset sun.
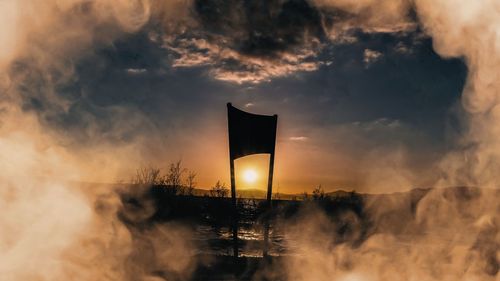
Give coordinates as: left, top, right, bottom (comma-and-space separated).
243, 169, 258, 183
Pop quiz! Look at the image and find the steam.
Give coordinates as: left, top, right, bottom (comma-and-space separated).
295, 0, 500, 190
0, 114, 198, 280
0, 129, 90, 280
1, 0, 500, 280
280, 188, 499, 280
276, 1, 500, 278
414, 0, 500, 188
0, 1, 197, 280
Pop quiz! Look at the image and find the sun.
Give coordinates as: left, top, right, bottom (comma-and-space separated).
243, 169, 258, 183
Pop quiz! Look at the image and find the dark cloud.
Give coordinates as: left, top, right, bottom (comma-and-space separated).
195, 0, 325, 56
160, 0, 419, 83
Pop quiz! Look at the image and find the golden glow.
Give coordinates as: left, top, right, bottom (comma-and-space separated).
243, 169, 258, 183
234, 154, 269, 191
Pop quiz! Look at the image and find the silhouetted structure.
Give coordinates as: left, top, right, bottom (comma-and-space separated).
227, 103, 278, 258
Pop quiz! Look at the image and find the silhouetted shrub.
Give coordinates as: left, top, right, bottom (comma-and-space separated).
312, 184, 326, 200
131, 161, 196, 196
132, 166, 165, 185
210, 180, 229, 198
183, 170, 197, 196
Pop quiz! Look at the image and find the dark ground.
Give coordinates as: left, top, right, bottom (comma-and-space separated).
115, 186, 499, 280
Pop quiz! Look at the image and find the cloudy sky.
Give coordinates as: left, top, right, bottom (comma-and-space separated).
3, 0, 498, 193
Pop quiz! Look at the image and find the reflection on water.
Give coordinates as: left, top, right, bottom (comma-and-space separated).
192, 199, 287, 257
193, 224, 287, 257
